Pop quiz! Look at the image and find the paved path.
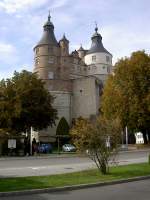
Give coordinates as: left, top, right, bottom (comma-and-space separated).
0, 150, 149, 177
1, 179, 150, 200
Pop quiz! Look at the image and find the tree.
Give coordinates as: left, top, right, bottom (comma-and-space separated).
0, 70, 57, 135
56, 117, 70, 136
70, 117, 121, 174
56, 117, 70, 153
101, 51, 150, 143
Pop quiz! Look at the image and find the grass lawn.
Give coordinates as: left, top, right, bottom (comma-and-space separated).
0, 163, 150, 192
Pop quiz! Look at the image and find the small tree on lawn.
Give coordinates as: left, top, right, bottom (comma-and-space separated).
70, 117, 121, 174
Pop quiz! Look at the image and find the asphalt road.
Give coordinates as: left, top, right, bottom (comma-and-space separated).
0, 150, 149, 177
1, 179, 150, 200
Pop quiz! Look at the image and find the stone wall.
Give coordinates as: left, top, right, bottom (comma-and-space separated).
72, 77, 100, 119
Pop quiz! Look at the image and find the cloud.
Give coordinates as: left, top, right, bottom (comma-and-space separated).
0, 0, 69, 14
0, 42, 19, 64
50, 0, 68, 9
0, 42, 19, 79
99, 24, 150, 64
0, 0, 48, 13
0, 42, 15, 53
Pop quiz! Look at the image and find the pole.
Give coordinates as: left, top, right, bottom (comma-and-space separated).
125, 126, 128, 149
57, 136, 60, 154
30, 127, 33, 156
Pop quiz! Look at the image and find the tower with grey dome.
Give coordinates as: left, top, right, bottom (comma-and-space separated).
84, 25, 112, 83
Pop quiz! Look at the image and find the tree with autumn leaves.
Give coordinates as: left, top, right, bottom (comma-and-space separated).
101, 51, 150, 143
71, 50, 150, 174
71, 117, 121, 174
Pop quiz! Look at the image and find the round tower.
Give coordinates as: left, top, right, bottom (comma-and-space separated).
33, 13, 60, 80
77, 45, 86, 60
33, 14, 72, 142
59, 34, 69, 56
84, 25, 112, 82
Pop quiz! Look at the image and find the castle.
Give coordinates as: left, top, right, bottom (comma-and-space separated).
33, 14, 112, 142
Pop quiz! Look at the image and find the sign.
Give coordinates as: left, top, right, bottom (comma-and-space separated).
8, 139, 16, 149
106, 136, 110, 148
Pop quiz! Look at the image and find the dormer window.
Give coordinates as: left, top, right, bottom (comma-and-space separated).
92, 55, 96, 62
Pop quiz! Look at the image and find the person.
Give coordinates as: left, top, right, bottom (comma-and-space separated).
32, 138, 37, 155
24, 136, 30, 156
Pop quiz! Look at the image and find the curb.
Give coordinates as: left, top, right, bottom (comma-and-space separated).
0, 175, 150, 197
0, 148, 149, 161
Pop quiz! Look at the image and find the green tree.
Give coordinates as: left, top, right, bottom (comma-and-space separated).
101, 51, 150, 143
0, 70, 57, 135
70, 117, 121, 174
56, 117, 70, 136
56, 117, 70, 153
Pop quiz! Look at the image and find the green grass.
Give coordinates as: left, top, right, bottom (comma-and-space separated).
0, 163, 150, 192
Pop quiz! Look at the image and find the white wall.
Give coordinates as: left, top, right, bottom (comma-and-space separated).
84, 52, 112, 65
84, 52, 112, 80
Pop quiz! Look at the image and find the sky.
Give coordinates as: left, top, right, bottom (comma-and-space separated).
0, 0, 150, 79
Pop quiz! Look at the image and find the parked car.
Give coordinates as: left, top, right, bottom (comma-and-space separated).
38, 143, 52, 153
62, 144, 76, 152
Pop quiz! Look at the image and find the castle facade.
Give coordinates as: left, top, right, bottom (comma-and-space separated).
33, 14, 112, 142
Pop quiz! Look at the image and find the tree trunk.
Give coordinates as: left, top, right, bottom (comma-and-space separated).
100, 161, 107, 174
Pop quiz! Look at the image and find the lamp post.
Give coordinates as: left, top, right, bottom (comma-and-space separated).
30, 127, 33, 156
125, 126, 128, 149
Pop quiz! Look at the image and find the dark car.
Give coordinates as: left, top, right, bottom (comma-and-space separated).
38, 143, 52, 153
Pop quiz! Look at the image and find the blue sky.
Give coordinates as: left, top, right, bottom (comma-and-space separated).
0, 0, 150, 79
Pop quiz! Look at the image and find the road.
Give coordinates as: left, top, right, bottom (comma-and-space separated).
1, 179, 150, 200
0, 150, 149, 177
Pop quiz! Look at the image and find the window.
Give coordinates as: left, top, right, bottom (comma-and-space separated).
63, 67, 66, 71
48, 57, 54, 64
73, 58, 77, 64
35, 58, 39, 65
106, 56, 110, 62
36, 48, 39, 54
92, 55, 96, 62
107, 66, 110, 73
48, 72, 54, 79
92, 65, 96, 69
48, 46, 53, 52
77, 66, 80, 70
